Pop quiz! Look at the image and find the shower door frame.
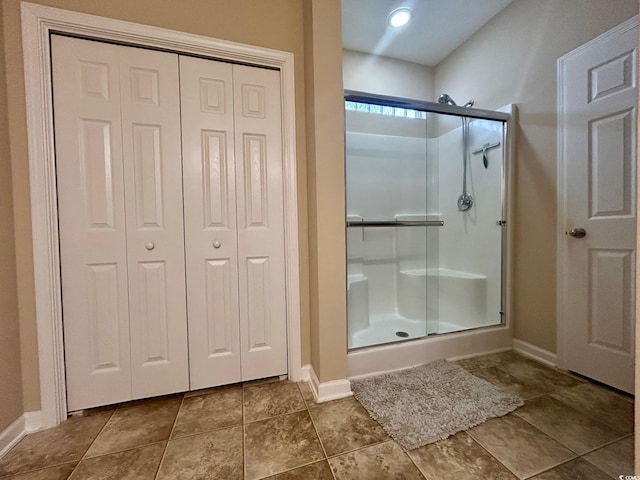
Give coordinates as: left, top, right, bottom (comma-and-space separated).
344, 91, 513, 351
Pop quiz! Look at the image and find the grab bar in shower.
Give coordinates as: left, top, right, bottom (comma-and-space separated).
346, 220, 445, 228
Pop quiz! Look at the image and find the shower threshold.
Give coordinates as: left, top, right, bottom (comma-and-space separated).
348, 313, 470, 350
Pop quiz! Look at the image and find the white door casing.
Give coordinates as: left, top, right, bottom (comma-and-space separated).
22, 3, 300, 427
558, 16, 638, 393
180, 56, 242, 389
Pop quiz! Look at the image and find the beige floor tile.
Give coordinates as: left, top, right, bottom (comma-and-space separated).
244, 410, 325, 480
68, 404, 117, 418
583, 436, 634, 478
455, 351, 515, 371
172, 385, 242, 438
156, 426, 243, 480
309, 397, 388, 457
115, 393, 183, 411
551, 383, 634, 434
472, 366, 547, 400
529, 458, 611, 480
298, 381, 316, 407
69, 443, 164, 480
408, 431, 517, 480
184, 383, 241, 399
468, 414, 576, 479
85, 396, 181, 457
242, 376, 283, 388
0, 463, 77, 480
0, 412, 111, 477
264, 460, 335, 479
498, 358, 584, 395
244, 381, 306, 423
514, 395, 625, 454
329, 440, 423, 480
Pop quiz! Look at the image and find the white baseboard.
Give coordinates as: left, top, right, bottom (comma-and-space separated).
24, 411, 42, 433
0, 410, 43, 459
300, 364, 311, 382
0, 415, 24, 458
308, 365, 352, 403
513, 339, 558, 368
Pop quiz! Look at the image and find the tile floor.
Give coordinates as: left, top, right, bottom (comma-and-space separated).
0, 351, 633, 479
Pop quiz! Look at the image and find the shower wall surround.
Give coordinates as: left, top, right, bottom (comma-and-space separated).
345, 101, 508, 350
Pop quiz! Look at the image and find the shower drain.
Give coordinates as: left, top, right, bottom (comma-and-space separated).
395, 331, 409, 338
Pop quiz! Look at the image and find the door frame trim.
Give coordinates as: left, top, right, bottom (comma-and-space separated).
21, 1, 302, 428
556, 14, 638, 372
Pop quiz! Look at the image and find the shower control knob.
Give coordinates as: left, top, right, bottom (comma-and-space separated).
568, 228, 586, 238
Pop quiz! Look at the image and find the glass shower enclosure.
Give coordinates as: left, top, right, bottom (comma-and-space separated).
345, 92, 509, 350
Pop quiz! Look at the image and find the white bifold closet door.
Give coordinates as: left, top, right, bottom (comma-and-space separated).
54, 35, 288, 410
53, 36, 189, 411
180, 57, 288, 390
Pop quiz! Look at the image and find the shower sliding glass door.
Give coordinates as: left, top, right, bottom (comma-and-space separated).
345, 94, 508, 350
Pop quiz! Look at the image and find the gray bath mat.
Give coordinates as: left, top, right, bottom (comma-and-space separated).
351, 359, 523, 450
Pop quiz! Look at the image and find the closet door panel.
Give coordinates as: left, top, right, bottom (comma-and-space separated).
119, 47, 189, 398
233, 65, 288, 380
52, 36, 132, 411
180, 56, 242, 389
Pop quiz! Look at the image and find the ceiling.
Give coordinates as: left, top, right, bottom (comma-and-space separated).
342, 0, 514, 67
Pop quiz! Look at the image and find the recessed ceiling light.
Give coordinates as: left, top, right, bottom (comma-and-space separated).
388, 8, 412, 28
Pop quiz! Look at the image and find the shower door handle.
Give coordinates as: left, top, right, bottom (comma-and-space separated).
568, 227, 586, 238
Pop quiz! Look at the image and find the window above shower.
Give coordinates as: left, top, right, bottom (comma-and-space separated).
345, 101, 428, 120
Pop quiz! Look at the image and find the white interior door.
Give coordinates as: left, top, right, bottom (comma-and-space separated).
559, 18, 637, 393
119, 46, 189, 399
182, 58, 287, 388
55, 34, 288, 404
180, 56, 242, 389
54, 36, 188, 409
53, 36, 132, 410
233, 65, 288, 381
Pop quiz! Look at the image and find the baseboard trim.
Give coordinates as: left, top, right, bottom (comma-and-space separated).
24, 411, 42, 433
300, 364, 311, 382
0, 410, 43, 459
0, 415, 25, 459
513, 339, 558, 368
308, 365, 352, 403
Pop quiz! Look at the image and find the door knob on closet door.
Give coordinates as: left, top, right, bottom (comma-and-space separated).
213, 240, 221, 248
568, 228, 586, 238
145, 242, 155, 250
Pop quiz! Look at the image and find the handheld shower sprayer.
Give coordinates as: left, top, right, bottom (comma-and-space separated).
437, 94, 474, 108
437, 93, 475, 211
437, 93, 456, 106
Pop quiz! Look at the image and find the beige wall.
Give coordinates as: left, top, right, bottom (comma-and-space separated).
343, 49, 435, 101
304, 0, 347, 382
0, 1, 24, 431
434, 0, 638, 352
1, 0, 310, 411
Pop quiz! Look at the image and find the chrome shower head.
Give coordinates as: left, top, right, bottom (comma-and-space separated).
437, 93, 456, 106
438, 94, 475, 108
